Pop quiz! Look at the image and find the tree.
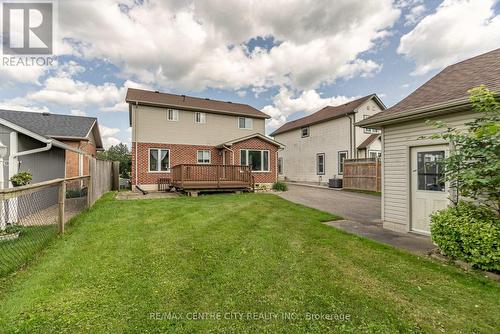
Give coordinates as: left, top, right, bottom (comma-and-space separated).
426, 86, 500, 215
97, 143, 132, 178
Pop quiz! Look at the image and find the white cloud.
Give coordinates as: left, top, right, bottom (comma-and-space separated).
398, 0, 500, 75
0, 97, 50, 113
70, 109, 86, 116
99, 125, 121, 149
57, 0, 400, 91
262, 88, 358, 130
404, 4, 426, 26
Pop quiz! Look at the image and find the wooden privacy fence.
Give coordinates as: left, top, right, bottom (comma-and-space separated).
343, 158, 381, 192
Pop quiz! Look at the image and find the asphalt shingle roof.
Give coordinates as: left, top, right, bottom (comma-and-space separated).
270, 94, 381, 136
362, 48, 500, 124
126, 88, 270, 119
0, 109, 97, 139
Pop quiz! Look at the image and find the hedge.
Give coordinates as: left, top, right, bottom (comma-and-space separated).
430, 201, 500, 272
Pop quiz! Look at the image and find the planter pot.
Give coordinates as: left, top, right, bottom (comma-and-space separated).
0, 231, 20, 242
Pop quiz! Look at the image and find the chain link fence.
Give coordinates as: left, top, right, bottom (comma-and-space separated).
0, 177, 89, 276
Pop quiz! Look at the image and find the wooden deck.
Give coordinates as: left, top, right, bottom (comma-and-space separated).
171, 164, 254, 191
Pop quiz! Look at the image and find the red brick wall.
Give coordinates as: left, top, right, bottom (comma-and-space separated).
62, 140, 96, 178
232, 138, 278, 184
132, 138, 278, 185
131, 143, 223, 185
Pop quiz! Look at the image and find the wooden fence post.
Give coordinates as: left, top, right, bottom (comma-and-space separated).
87, 158, 95, 207
112, 161, 120, 190
58, 180, 66, 234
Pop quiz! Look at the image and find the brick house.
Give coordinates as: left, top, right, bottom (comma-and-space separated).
0, 110, 104, 179
126, 88, 283, 191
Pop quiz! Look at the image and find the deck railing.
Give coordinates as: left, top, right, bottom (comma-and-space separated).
171, 164, 254, 190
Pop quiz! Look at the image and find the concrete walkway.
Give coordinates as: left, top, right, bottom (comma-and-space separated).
324, 220, 436, 255
278, 183, 435, 255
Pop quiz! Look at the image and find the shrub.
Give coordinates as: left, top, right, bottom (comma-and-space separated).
431, 201, 500, 271
272, 181, 288, 192
10, 171, 32, 187
2, 224, 24, 235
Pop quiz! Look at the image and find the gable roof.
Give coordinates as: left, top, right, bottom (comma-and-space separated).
359, 48, 500, 126
270, 94, 385, 136
357, 134, 380, 149
217, 133, 285, 149
126, 88, 270, 119
0, 117, 84, 154
0, 109, 103, 149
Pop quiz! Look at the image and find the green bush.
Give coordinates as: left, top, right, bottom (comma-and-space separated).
10, 171, 32, 187
272, 181, 288, 192
2, 224, 24, 235
430, 201, 500, 271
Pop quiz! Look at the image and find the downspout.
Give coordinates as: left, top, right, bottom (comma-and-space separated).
345, 114, 354, 158
222, 145, 234, 164
134, 102, 139, 189
9, 132, 53, 185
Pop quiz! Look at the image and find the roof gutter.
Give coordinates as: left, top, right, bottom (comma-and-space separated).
357, 93, 500, 128
12, 140, 52, 158
126, 100, 270, 119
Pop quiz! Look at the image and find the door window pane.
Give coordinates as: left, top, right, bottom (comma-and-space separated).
417, 151, 445, 191
240, 150, 246, 165
149, 150, 158, 171
278, 157, 283, 175
263, 151, 269, 171
248, 150, 262, 171
338, 151, 348, 174
160, 150, 169, 171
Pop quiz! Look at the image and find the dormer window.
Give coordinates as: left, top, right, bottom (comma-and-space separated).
301, 126, 310, 138
167, 109, 179, 121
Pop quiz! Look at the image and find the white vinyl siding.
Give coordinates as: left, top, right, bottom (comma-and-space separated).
382, 111, 473, 232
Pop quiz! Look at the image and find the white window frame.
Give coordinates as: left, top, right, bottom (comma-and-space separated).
238, 117, 253, 129
278, 157, 283, 175
316, 153, 325, 175
195, 112, 206, 124
197, 150, 211, 164
338, 151, 348, 175
368, 150, 381, 158
363, 115, 380, 134
240, 149, 270, 172
148, 148, 170, 172
301, 126, 310, 138
167, 109, 179, 121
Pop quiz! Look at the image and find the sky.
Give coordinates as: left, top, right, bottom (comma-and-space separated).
0, 0, 499, 148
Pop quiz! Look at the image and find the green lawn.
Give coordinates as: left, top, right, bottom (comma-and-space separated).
0, 193, 499, 333
0, 225, 57, 277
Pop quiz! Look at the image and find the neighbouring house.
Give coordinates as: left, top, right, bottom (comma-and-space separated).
0, 110, 104, 180
270, 94, 385, 184
358, 48, 500, 235
126, 88, 283, 191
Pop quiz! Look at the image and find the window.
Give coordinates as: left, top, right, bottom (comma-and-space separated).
316, 153, 325, 175
417, 151, 445, 191
238, 117, 253, 129
240, 150, 269, 172
197, 150, 211, 164
338, 151, 348, 174
149, 149, 170, 172
167, 109, 179, 121
278, 157, 283, 175
369, 150, 381, 158
301, 126, 310, 138
363, 115, 380, 134
195, 112, 206, 124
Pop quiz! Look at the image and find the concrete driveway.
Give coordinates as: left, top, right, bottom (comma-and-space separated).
278, 184, 381, 223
